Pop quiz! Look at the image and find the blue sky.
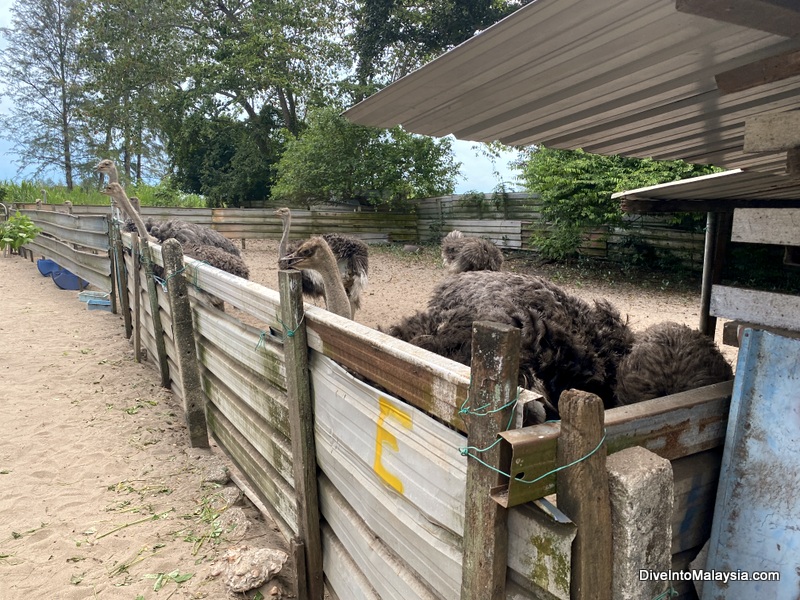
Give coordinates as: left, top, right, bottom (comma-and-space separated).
0, 0, 522, 193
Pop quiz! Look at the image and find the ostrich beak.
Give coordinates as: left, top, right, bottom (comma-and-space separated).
278, 255, 300, 270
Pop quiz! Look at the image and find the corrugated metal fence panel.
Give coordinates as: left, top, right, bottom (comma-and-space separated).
23, 211, 112, 291
310, 352, 571, 600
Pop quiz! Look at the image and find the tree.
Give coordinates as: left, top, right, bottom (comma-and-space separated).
0, 0, 85, 189
518, 146, 721, 259
272, 106, 459, 207
350, 0, 529, 90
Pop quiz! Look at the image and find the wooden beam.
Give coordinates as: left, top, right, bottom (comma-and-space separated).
460, 321, 519, 600
495, 381, 733, 507
556, 390, 612, 600
787, 147, 800, 177
732, 207, 800, 245
278, 270, 324, 600
716, 48, 800, 95
710, 284, 800, 331
141, 239, 170, 388
744, 112, 800, 153
620, 196, 800, 213
162, 239, 209, 448
675, 0, 800, 38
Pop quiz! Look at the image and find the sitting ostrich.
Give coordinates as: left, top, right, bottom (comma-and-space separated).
102, 183, 249, 280
614, 321, 733, 405
441, 230, 504, 273
385, 270, 635, 417
278, 237, 353, 319
274, 207, 368, 316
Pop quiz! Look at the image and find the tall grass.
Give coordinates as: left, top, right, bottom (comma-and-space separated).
0, 180, 207, 208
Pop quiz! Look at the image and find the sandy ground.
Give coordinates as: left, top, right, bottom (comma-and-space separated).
0, 239, 737, 598
0, 254, 292, 599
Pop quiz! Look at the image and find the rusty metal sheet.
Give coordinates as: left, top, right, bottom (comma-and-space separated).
496, 381, 733, 507
702, 330, 800, 599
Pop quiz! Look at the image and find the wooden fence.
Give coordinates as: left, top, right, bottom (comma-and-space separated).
17, 211, 729, 599
13, 194, 706, 268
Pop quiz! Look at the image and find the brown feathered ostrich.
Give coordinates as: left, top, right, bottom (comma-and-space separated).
614, 321, 733, 405
102, 183, 249, 280
274, 207, 368, 316
278, 237, 353, 319
385, 270, 635, 417
441, 230, 504, 273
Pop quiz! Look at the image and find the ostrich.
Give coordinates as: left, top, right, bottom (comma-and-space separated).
385, 270, 634, 417
614, 322, 733, 405
95, 158, 242, 259
274, 207, 368, 316
102, 183, 250, 280
278, 237, 353, 319
441, 230, 504, 273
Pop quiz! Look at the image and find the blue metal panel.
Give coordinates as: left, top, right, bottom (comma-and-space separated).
703, 330, 800, 599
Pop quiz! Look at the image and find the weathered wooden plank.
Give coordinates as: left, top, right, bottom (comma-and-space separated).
744, 112, 800, 153
163, 239, 209, 448
461, 322, 518, 600
132, 234, 142, 361
731, 207, 800, 246
207, 403, 298, 536
280, 270, 324, 600
319, 475, 440, 600
311, 352, 466, 598
497, 381, 733, 507
556, 390, 612, 600
22, 209, 109, 232
716, 48, 800, 96
710, 285, 800, 331
140, 239, 170, 388
306, 315, 471, 432
25, 217, 110, 250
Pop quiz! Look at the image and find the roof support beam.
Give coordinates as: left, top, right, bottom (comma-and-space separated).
619, 197, 800, 213
715, 49, 800, 95
744, 112, 800, 153
675, 0, 800, 38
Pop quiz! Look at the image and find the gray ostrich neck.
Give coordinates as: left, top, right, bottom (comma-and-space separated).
317, 246, 352, 319
279, 213, 291, 258
115, 189, 152, 242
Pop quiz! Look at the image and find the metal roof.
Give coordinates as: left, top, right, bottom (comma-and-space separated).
612, 169, 800, 212
344, 0, 800, 174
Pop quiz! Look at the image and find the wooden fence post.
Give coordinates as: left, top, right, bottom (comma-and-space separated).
131, 233, 142, 363
556, 389, 612, 600
162, 239, 209, 448
110, 221, 132, 332
107, 218, 118, 316
140, 239, 171, 388
279, 270, 324, 600
461, 321, 520, 600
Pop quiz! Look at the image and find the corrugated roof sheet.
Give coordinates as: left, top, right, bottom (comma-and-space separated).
344, 0, 800, 174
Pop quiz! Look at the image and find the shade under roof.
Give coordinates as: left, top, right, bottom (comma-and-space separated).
344, 0, 800, 174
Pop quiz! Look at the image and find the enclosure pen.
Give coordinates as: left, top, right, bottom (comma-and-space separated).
16, 208, 735, 599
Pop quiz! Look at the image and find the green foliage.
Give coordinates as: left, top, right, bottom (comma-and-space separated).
0, 180, 205, 208
164, 101, 281, 207
518, 147, 721, 259
1, 212, 42, 253
272, 107, 459, 208
351, 0, 526, 89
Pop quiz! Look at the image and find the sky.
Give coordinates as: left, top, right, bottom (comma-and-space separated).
0, 0, 522, 194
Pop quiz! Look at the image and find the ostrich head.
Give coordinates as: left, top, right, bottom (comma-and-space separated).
279, 236, 328, 271
274, 207, 291, 223
95, 159, 119, 184
278, 236, 352, 319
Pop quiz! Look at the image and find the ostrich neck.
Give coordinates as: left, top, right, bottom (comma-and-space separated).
316, 247, 352, 319
278, 214, 291, 258
115, 189, 153, 242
